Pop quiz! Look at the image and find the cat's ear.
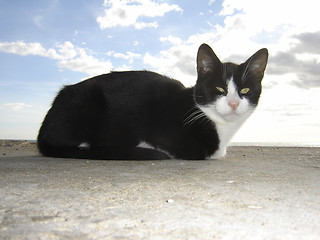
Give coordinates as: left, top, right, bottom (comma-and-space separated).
197, 44, 221, 77
242, 48, 268, 82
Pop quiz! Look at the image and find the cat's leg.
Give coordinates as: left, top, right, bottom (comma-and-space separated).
209, 147, 227, 159
89, 145, 171, 160
127, 147, 171, 160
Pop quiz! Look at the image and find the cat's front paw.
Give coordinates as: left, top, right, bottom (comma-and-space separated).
208, 148, 227, 159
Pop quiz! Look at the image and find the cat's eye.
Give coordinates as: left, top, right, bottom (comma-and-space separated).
216, 87, 225, 93
240, 88, 250, 94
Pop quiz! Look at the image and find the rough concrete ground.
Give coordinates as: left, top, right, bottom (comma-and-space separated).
0, 141, 319, 239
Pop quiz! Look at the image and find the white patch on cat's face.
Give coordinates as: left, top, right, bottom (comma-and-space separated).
214, 79, 251, 123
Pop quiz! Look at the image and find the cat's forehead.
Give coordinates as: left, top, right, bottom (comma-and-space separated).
220, 62, 238, 84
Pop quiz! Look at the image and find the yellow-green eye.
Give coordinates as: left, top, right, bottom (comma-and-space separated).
216, 87, 225, 93
240, 88, 250, 94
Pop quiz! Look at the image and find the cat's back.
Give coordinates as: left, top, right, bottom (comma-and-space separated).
94, 71, 185, 92
52, 71, 186, 108
52, 70, 187, 116
68, 71, 187, 108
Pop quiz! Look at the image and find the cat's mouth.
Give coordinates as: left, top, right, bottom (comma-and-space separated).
220, 107, 248, 122
222, 111, 239, 122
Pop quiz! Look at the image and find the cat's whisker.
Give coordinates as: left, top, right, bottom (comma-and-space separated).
184, 111, 202, 125
184, 111, 199, 124
199, 114, 212, 125
184, 115, 204, 126
184, 108, 199, 121
184, 108, 208, 127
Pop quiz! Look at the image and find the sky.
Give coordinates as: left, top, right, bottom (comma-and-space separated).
0, 0, 319, 144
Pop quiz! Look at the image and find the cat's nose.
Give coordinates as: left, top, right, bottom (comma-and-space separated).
228, 101, 239, 111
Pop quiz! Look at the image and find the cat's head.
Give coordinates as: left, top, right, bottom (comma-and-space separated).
194, 44, 268, 123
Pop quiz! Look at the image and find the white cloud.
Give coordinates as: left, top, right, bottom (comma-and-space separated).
58, 48, 113, 76
160, 35, 183, 45
144, 45, 197, 86
0, 41, 113, 76
56, 41, 78, 60
1, 103, 32, 112
97, 0, 182, 29
0, 41, 60, 59
112, 51, 141, 60
107, 50, 141, 64
134, 21, 158, 30
219, 0, 319, 34
0, 40, 148, 77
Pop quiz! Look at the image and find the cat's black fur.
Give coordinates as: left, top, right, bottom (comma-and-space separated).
38, 44, 268, 160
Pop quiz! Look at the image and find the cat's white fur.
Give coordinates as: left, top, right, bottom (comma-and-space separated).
137, 141, 174, 159
78, 142, 90, 149
198, 77, 255, 159
137, 141, 154, 149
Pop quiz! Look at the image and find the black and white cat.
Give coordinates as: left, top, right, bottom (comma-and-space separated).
37, 44, 268, 160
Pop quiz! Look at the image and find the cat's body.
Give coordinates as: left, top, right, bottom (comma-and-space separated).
38, 44, 268, 160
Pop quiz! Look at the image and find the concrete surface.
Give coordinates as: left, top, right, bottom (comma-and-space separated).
0, 142, 320, 239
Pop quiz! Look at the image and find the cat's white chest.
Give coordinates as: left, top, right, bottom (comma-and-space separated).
201, 106, 252, 159
210, 118, 248, 159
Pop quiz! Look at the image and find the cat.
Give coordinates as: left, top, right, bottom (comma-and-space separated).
37, 43, 268, 160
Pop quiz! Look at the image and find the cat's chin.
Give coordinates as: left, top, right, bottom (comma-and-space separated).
199, 105, 244, 125
221, 112, 243, 122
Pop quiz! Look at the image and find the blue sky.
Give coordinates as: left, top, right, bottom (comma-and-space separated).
0, 0, 320, 144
